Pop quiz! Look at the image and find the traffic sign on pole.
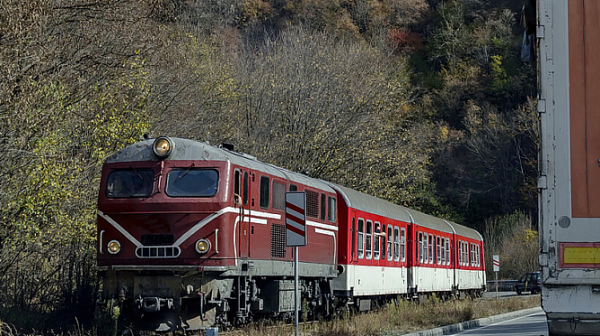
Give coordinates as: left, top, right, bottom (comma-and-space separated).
285, 192, 306, 336
493, 255, 500, 272
493, 254, 500, 298
286, 192, 306, 247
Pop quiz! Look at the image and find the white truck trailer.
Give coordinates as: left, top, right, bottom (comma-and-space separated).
538, 1, 600, 335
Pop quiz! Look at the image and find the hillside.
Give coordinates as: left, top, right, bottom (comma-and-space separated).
0, 0, 537, 331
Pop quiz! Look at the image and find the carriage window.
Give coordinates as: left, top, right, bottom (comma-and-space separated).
328, 197, 336, 222
441, 238, 445, 264
260, 176, 270, 209
320, 193, 326, 221
423, 233, 428, 263
106, 169, 154, 198
446, 238, 450, 265
272, 181, 286, 210
428, 234, 433, 263
394, 227, 400, 262
357, 219, 364, 259
382, 225, 386, 257
400, 228, 406, 262
387, 226, 393, 261
366, 221, 373, 259
243, 172, 249, 205
437, 237, 441, 265
374, 222, 381, 260
165, 169, 219, 197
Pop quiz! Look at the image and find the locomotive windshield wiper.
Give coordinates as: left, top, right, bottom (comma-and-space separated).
175, 162, 195, 182
130, 164, 143, 180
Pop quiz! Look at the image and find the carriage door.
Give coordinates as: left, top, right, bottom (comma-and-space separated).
350, 211, 357, 288
237, 170, 251, 258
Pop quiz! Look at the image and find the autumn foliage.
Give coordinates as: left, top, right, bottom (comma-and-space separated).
0, 0, 537, 332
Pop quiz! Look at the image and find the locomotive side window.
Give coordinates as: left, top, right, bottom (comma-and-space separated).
320, 194, 326, 221
428, 234, 433, 264
400, 228, 406, 262
357, 219, 364, 259
289, 184, 297, 191
260, 176, 270, 209
234, 170, 241, 204
165, 169, 219, 197
272, 181, 286, 210
243, 172, 249, 205
374, 222, 380, 260
387, 226, 393, 261
328, 197, 336, 222
366, 220, 373, 260
106, 169, 154, 198
394, 227, 400, 262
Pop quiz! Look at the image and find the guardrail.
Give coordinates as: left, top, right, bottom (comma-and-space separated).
486, 280, 517, 291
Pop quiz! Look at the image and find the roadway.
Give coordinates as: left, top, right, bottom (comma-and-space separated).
446, 307, 547, 336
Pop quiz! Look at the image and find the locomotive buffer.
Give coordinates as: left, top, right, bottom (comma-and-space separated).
285, 192, 306, 336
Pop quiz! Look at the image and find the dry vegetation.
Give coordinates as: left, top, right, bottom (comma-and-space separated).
228, 296, 540, 336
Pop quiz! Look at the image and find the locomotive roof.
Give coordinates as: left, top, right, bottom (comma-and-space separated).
105, 137, 335, 193
330, 184, 482, 241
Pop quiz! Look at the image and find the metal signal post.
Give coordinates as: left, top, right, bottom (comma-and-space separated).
285, 192, 306, 336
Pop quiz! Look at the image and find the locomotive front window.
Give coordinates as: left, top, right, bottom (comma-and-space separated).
106, 169, 154, 198
166, 169, 219, 197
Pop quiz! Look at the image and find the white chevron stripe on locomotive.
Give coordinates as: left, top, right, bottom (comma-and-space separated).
98, 207, 337, 253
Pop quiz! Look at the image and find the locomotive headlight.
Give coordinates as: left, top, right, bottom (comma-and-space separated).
195, 239, 211, 254
153, 136, 173, 159
107, 240, 121, 254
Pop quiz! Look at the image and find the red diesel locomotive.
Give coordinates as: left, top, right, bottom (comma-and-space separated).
97, 136, 485, 331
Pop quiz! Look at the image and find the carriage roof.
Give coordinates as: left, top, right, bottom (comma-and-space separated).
330, 184, 482, 241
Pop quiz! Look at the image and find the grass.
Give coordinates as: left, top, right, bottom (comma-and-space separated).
231, 295, 540, 336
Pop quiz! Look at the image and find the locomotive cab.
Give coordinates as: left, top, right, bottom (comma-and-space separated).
97, 137, 238, 330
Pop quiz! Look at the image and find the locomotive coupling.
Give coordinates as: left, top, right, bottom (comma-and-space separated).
136, 296, 174, 313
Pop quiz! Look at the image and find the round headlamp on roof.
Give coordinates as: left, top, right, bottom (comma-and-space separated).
153, 136, 174, 159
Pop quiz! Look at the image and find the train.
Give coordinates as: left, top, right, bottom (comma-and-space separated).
96, 136, 486, 331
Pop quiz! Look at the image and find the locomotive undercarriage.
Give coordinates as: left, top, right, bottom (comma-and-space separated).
99, 260, 337, 331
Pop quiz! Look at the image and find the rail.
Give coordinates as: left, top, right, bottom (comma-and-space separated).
486, 280, 517, 292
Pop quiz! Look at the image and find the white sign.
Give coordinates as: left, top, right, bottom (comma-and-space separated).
285, 192, 306, 247
493, 254, 500, 272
